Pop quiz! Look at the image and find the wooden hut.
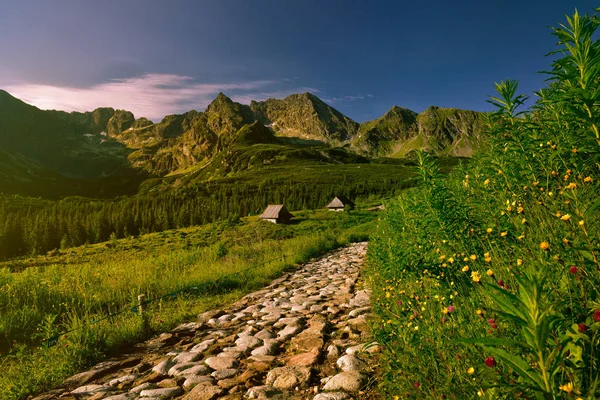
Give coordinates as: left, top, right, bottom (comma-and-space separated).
326, 196, 355, 212
259, 204, 293, 224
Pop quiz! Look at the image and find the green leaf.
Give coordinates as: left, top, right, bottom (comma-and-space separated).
482, 347, 547, 392
454, 337, 526, 348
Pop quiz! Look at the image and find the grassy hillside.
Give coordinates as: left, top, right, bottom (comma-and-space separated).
367, 9, 600, 399
0, 208, 374, 399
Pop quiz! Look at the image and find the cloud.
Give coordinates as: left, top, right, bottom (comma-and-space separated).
3, 74, 315, 121
322, 94, 370, 105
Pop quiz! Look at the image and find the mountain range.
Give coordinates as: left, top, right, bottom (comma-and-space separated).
0, 89, 486, 197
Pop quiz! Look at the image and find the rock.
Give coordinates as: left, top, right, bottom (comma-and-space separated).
64, 358, 140, 387
183, 375, 215, 390
139, 387, 183, 399
265, 366, 311, 390
152, 359, 175, 376
104, 394, 136, 400
130, 382, 157, 394
289, 332, 324, 353
211, 368, 239, 380
276, 325, 302, 340
346, 342, 380, 354
234, 335, 262, 351
217, 377, 238, 389
254, 329, 276, 340
182, 384, 224, 400
286, 348, 320, 367
251, 339, 279, 356
109, 374, 138, 386
173, 351, 203, 364
322, 371, 365, 392
326, 345, 340, 359
313, 393, 349, 400
349, 291, 370, 308
204, 356, 238, 370
191, 339, 216, 353
246, 385, 283, 399
336, 354, 368, 372
71, 384, 115, 395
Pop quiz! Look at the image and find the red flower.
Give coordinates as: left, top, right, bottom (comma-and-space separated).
414, 381, 420, 388
569, 266, 578, 274
447, 305, 455, 313
484, 356, 497, 368
578, 323, 588, 333
487, 318, 497, 328
594, 310, 600, 322
441, 317, 447, 323
497, 279, 504, 286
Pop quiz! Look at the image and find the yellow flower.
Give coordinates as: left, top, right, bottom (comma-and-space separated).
471, 271, 481, 283
486, 269, 494, 277
579, 220, 585, 226
486, 228, 493, 234
463, 257, 469, 262
517, 206, 524, 213
584, 176, 592, 183
442, 307, 449, 314
556, 211, 562, 218
484, 179, 490, 185
470, 254, 477, 261
485, 256, 492, 263
517, 259, 523, 266
462, 266, 470, 272
498, 169, 503, 175
385, 292, 391, 298
439, 255, 446, 260
477, 389, 484, 397
559, 382, 574, 393
561, 214, 571, 221
566, 182, 577, 189
393, 397, 400, 400
539, 241, 550, 251
563, 238, 570, 245
448, 257, 454, 263
476, 309, 483, 315
500, 231, 508, 237
467, 367, 475, 374
521, 218, 527, 224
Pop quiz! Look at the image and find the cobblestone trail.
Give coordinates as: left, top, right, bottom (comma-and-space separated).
34, 242, 377, 400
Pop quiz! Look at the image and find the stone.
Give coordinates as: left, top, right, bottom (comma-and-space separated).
152, 359, 175, 376
217, 378, 238, 389
250, 339, 279, 356
254, 329, 276, 340
182, 375, 215, 390
191, 339, 216, 353
322, 371, 365, 392
71, 384, 115, 395
182, 384, 224, 400
234, 335, 262, 351
246, 385, 283, 399
289, 332, 324, 353
265, 366, 312, 390
326, 345, 340, 359
346, 342, 380, 354
211, 368, 239, 380
139, 387, 183, 398
130, 382, 157, 394
313, 393, 350, 400
109, 374, 138, 386
157, 378, 179, 388
276, 325, 302, 340
173, 351, 203, 364
336, 354, 368, 372
204, 356, 238, 370
286, 348, 320, 367
103, 394, 136, 400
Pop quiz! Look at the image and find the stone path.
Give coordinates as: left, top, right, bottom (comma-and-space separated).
33, 242, 378, 400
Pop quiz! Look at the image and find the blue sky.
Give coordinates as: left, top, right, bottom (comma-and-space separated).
0, 0, 596, 122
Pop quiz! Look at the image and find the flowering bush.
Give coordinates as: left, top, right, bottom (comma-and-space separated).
367, 8, 600, 399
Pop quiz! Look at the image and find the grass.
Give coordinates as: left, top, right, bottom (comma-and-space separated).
0, 208, 376, 400
366, 9, 600, 399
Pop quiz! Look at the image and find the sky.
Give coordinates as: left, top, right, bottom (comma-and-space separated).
0, 0, 596, 122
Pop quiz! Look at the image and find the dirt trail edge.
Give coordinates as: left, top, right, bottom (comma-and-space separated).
33, 242, 379, 400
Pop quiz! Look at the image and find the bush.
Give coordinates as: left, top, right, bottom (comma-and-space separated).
367, 8, 600, 399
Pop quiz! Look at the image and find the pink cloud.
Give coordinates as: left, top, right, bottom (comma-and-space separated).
3, 74, 312, 121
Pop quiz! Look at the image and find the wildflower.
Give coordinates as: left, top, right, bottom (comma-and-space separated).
484, 356, 497, 368
477, 389, 484, 397
485, 256, 492, 263
486, 228, 493, 234
559, 382, 574, 393
385, 292, 391, 298
563, 238, 570, 245
393, 397, 399, 400
578, 323, 588, 333
517, 206, 524, 213
470, 254, 477, 261
439, 255, 446, 260
487, 318, 497, 329
486, 269, 494, 277
484, 179, 490, 185
397, 300, 403, 306
521, 218, 527, 225
476, 309, 483, 316
471, 271, 481, 283
561, 214, 571, 221
500, 231, 508, 237
467, 367, 475, 374
448, 257, 454, 263
584, 176, 592, 183
414, 381, 420, 388
579, 220, 585, 226
539, 241, 550, 251
593, 310, 600, 322
498, 169, 503, 175
556, 211, 562, 218
497, 279, 504, 286
569, 266, 578, 274
447, 305, 455, 313
441, 317, 447, 323
572, 148, 578, 153
566, 182, 577, 189
462, 266, 470, 272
